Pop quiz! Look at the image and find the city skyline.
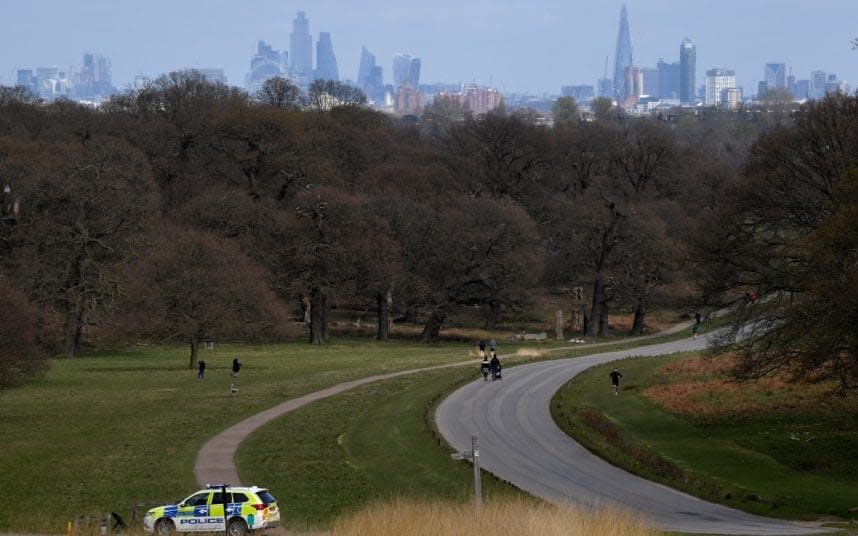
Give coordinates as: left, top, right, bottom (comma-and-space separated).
1, 0, 856, 96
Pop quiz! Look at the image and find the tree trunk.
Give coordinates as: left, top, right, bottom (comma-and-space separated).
420, 309, 447, 343
599, 299, 610, 337
189, 339, 199, 370
630, 300, 646, 336
585, 279, 604, 338
486, 300, 501, 330
376, 289, 390, 341
63, 312, 83, 358
309, 287, 327, 345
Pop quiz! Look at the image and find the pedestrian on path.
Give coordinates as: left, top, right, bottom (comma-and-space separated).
694, 312, 701, 325
490, 350, 502, 380
480, 355, 491, 381
610, 368, 622, 395
692, 322, 700, 339
230, 358, 242, 395
197, 359, 206, 380
478, 340, 486, 359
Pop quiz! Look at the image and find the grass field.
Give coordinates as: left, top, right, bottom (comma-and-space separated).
0, 309, 731, 533
0, 339, 481, 532
551, 352, 858, 522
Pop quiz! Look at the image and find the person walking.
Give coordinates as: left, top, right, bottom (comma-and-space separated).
694, 312, 701, 326
692, 322, 700, 339
610, 368, 622, 395
230, 358, 242, 395
480, 355, 491, 381
478, 340, 486, 359
490, 350, 501, 380
197, 359, 206, 380
489, 339, 497, 352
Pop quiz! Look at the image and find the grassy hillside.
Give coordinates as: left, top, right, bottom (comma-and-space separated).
551, 352, 858, 521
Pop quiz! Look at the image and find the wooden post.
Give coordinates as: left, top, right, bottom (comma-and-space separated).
556, 310, 564, 341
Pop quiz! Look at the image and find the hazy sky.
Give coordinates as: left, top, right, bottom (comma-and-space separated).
1, 0, 856, 95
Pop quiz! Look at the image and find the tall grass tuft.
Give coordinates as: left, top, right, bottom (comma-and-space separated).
330, 496, 656, 536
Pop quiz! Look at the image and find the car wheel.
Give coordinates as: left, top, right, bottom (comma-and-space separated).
227, 518, 248, 536
154, 519, 175, 536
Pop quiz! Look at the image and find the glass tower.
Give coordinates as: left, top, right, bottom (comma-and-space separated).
679, 38, 696, 104
612, 4, 633, 101
315, 32, 339, 81
290, 11, 313, 79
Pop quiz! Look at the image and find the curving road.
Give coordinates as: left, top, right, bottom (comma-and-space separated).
435, 334, 832, 535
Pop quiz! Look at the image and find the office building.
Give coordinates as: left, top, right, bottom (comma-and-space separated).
560, 85, 595, 102
810, 70, 826, 99
246, 40, 288, 94
612, 4, 633, 100
721, 87, 743, 110
393, 53, 421, 89
640, 67, 659, 97
793, 79, 810, 100
290, 11, 313, 85
764, 63, 786, 89
315, 32, 339, 81
624, 65, 643, 101
597, 78, 613, 99
705, 68, 736, 107
394, 84, 425, 114
357, 46, 385, 103
658, 60, 680, 100
679, 38, 696, 104
437, 85, 503, 114
825, 74, 848, 94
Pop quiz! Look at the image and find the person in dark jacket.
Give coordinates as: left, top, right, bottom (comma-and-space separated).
610, 368, 622, 395
480, 356, 491, 381
490, 351, 501, 380
197, 360, 206, 380
230, 358, 242, 394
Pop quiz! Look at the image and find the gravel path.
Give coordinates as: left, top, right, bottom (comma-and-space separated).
434, 333, 832, 535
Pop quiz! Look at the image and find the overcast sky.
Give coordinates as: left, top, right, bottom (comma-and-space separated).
1, 0, 856, 95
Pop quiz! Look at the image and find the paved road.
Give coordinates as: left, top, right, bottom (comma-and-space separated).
435, 334, 832, 535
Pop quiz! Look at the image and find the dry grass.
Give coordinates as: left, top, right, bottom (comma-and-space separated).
643, 355, 851, 418
330, 496, 656, 536
514, 348, 546, 358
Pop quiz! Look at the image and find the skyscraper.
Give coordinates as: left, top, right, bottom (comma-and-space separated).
315, 32, 339, 81
764, 63, 786, 89
393, 53, 421, 89
679, 38, 696, 104
290, 11, 313, 82
357, 46, 385, 103
245, 40, 287, 94
705, 68, 736, 107
612, 4, 633, 101
357, 46, 376, 89
658, 59, 680, 100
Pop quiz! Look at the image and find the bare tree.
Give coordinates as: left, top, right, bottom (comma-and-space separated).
256, 76, 302, 109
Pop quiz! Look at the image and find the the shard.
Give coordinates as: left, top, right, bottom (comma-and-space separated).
612, 4, 633, 101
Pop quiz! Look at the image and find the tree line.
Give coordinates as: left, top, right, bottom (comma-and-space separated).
0, 72, 854, 392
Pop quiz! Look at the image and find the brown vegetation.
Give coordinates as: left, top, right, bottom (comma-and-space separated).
330, 497, 656, 536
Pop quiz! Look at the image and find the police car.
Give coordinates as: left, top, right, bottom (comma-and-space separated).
143, 485, 280, 536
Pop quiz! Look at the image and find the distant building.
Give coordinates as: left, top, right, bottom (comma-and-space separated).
639, 67, 658, 97
597, 78, 613, 99
394, 84, 425, 114
825, 74, 848, 94
357, 46, 384, 104
560, 85, 595, 102
315, 32, 339, 81
764, 63, 786, 89
721, 87, 743, 110
195, 69, 227, 85
78, 53, 113, 98
757, 81, 768, 98
436, 85, 503, 115
679, 38, 696, 104
810, 70, 827, 100
705, 68, 736, 107
16, 69, 35, 95
245, 40, 288, 95
793, 79, 810, 100
658, 60, 680, 100
290, 11, 313, 87
623, 65, 643, 108
393, 53, 421, 89
612, 4, 633, 101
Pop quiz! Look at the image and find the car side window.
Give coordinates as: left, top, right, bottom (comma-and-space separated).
211, 492, 225, 504
186, 493, 210, 506
230, 493, 248, 503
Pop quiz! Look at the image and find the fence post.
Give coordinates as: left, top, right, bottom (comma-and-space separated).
472, 434, 482, 507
